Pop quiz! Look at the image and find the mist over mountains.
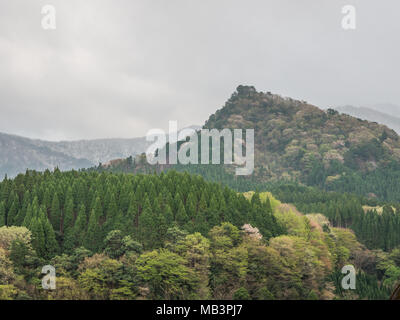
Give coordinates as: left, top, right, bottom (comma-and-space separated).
0, 126, 200, 178
0, 132, 93, 178
336, 105, 400, 134
370, 103, 400, 117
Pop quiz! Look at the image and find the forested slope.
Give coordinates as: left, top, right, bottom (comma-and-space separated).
0, 169, 395, 300
0, 169, 284, 256
97, 86, 400, 202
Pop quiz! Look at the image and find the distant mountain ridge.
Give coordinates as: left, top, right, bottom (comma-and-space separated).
0, 132, 93, 178
336, 105, 400, 134
369, 103, 400, 117
0, 125, 201, 178
31, 137, 151, 165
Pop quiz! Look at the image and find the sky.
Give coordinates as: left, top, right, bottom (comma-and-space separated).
0, 0, 399, 141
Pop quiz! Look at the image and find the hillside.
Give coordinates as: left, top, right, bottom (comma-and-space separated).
0, 133, 152, 178
204, 86, 400, 181
31, 137, 151, 166
0, 133, 93, 178
336, 106, 400, 135
370, 103, 400, 117
0, 170, 393, 300
100, 86, 400, 201
0, 126, 200, 178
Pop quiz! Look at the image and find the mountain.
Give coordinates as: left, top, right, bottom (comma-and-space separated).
100, 86, 400, 201
0, 126, 200, 178
31, 137, 151, 165
336, 105, 400, 134
369, 103, 400, 116
31, 125, 201, 165
0, 132, 93, 178
203, 86, 400, 180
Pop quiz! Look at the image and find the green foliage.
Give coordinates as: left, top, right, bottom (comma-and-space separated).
0, 170, 284, 257
135, 249, 197, 299
0, 202, 5, 227
233, 287, 251, 300
331, 270, 392, 300
256, 287, 274, 300
0, 168, 396, 300
104, 230, 142, 259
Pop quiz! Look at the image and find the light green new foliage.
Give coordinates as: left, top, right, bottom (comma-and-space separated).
0, 226, 32, 250
135, 249, 197, 299
175, 232, 211, 299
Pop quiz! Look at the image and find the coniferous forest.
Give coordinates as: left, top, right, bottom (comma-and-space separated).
1, 168, 400, 300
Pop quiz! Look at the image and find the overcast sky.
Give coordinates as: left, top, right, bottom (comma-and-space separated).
0, 0, 399, 141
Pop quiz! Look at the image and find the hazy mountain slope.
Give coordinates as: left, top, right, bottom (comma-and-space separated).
336, 105, 400, 134
32, 125, 201, 165
88, 86, 400, 200
0, 125, 201, 178
0, 133, 93, 178
32, 137, 151, 165
369, 103, 400, 116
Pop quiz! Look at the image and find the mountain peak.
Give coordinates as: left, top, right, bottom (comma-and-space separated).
236, 85, 257, 96
204, 87, 400, 182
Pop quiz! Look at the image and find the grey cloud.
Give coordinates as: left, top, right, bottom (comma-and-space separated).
0, 0, 399, 140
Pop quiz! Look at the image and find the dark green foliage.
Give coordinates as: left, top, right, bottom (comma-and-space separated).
2, 166, 396, 301
104, 230, 142, 259
0, 169, 284, 258
0, 201, 5, 227
256, 287, 275, 300
233, 287, 251, 300
344, 139, 386, 170
10, 239, 40, 276
50, 193, 61, 231
331, 270, 392, 300
352, 206, 400, 251
268, 183, 400, 252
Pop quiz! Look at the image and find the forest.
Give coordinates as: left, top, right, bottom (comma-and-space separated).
0, 169, 399, 300
2, 89, 400, 300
